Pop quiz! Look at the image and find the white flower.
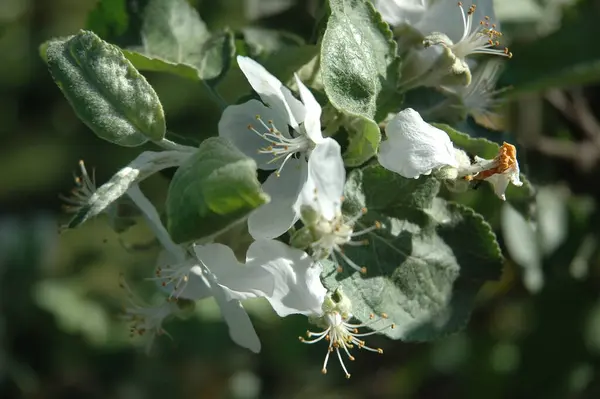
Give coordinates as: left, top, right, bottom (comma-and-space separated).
376, 1, 510, 89
377, 0, 507, 57
119, 275, 194, 353
299, 288, 395, 378
421, 2, 511, 60
378, 108, 459, 178
292, 143, 380, 274
219, 55, 338, 240
151, 240, 328, 352
443, 59, 507, 130
465, 142, 523, 200
377, 109, 523, 199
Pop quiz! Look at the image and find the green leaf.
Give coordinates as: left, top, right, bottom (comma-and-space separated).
126, 0, 234, 82
434, 123, 500, 159
501, 2, 600, 93
342, 165, 440, 215
323, 166, 502, 341
86, 0, 129, 40
320, 0, 397, 120
141, 0, 209, 61
46, 30, 166, 146
166, 137, 270, 243
342, 116, 381, 167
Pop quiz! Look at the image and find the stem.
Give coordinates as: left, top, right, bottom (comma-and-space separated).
154, 138, 197, 153
126, 184, 186, 263
203, 80, 228, 111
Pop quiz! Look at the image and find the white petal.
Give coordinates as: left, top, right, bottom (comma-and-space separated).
246, 240, 327, 317
194, 259, 262, 353
372, 0, 428, 27
218, 99, 288, 170
194, 243, 274, 302
176, 264, 214, 300
248, 158, 307, 240
415, 0, 498, 43
237, 55, 305, 129
294, 74, 323, 143
194, 241, 327, 318
294, 138, 345, 220
378, 108, 458, 178
414, 1, 463, 41
484, 173, 510, 201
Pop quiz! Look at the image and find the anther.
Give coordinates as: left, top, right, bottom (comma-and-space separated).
360, 267, 367, 274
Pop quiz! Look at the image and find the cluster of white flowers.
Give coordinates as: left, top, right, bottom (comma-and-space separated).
61, 0, 523, 378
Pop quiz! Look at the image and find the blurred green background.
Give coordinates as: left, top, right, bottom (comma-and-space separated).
2, 0, 600, 398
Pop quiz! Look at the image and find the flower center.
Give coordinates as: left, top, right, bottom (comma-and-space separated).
452, 2, 512, 59
152, 263, 193, 300
309, 207, 381, 275
119, 275, 175, 349
471, 142, 518, 180
60, 159, 96, 213
247, 115, 312, 176
299, 311, 395, 378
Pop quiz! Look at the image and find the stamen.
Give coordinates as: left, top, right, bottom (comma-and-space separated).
246, 114, 312, 175
300, 303, 393, 378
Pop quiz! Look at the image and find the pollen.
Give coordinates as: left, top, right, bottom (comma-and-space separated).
474, 142, 518, 180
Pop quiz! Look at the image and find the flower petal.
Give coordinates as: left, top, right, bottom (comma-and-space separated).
484, 173, 510, 201
378, 108, 458, 178
294, 73, 323, 143
415, 0, 498, 43
248, 158, 307, 240
294, 138, 345, 220
194, 243, 274, 302
218, 99, 288, 170
193, 258, 262, 353
373, 0, 428, 27
194, 241, 327, 318
237, 55, 305, 129
246, 240, 327, 317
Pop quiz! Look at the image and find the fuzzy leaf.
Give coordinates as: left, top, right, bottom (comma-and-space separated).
323, 166, 503, 341
46, 30, 166, 146
166, 137, 270, 243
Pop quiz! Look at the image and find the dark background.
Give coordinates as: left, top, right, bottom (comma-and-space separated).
1, 0, 600, 398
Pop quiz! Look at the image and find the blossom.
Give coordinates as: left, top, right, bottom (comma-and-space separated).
378, 108, 459, 178
376, 0, 508, 58
299, 288, 395, 378
376, 1, 510, 89
151, 240, 328, 352
291, 142, 380, 274
465, 142, 523, 200
442, 59, 508, 130
377, 108, 523, 199
119, 275, 195, 353
420, 2, 511, 58
219, 55, 338, 240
